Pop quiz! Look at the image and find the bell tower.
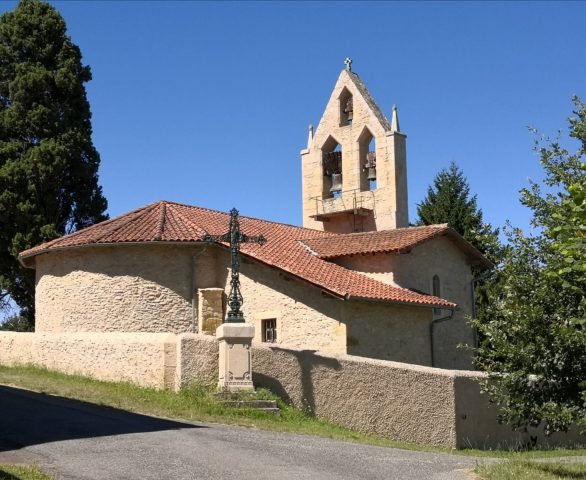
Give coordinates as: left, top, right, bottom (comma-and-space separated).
301, 60, 408, 233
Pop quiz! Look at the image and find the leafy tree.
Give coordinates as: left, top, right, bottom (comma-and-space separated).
416, 161, 501, 264
472, 97, 586, 436
0, 313, 33, 332
0, 0, 108, 325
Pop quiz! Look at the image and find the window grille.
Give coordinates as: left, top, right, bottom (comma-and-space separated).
262, 319, 277, 343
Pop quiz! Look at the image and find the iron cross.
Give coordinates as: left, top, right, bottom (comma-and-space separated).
202, 208, 266, 323
344, 57, 352, 71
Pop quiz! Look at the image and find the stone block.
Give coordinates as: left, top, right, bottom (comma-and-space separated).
198, 288, 224, 334
216, 323, 254, 391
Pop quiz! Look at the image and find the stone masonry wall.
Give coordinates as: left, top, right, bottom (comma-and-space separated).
198, 288, 223, 334
301, 69, 408, 232
344, 301, 432, 365
335, 236, 476, 369
2, 331, 582, 449
0, 331, 177, 389
32, 243, 443, 364
175, 334, 585, 449
216, 250, 347, 354
34, 245, 194, 333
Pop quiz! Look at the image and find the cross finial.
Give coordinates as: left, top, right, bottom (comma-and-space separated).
344, 57, 352, 71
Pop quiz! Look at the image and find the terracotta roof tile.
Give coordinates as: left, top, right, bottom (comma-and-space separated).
300, 224, 491, 268
301, 224, 449, 258
19, 201, 456, 309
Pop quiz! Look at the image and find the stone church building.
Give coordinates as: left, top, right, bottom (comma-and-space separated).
6, 64, 583, 449
17, 65, 490, 370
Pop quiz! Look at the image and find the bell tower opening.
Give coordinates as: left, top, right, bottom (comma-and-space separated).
322, 137, 343, 198
301, 62, 409, 232
339, 87, 353, 127
358, 127, 377, 192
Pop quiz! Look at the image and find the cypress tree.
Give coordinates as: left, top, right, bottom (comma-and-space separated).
416, 161, 500, 263
0, 0, 108, 325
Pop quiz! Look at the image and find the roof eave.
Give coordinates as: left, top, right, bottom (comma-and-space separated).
345, 294, 457, 310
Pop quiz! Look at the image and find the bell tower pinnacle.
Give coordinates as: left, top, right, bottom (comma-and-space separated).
301, 62, 409, 233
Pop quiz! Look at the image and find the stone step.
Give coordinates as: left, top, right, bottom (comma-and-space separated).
220, 399, 280, 416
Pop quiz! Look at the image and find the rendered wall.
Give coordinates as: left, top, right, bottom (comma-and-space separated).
344, 301, 432, 365
0, 331, 176, 389
34, 245, 194, 333
175, 334, 585, 449
32, 243, 438, 362
335, 236, 476, 369
217, 250, 348, 354
2, 331, 582, 449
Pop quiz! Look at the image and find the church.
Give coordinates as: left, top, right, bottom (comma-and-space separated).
16, 62, 489, 371
5, 63, 584, 449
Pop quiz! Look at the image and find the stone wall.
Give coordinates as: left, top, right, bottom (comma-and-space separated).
335, 236, 476, 369
34, 245, 195, 333
198, 288, 223, 334
2, 331, 583, 449
219, 250, 348, 354
344, 301, 432, 365
175, 334, 584, 449
0, 331, 176, 389
32, 243, 451, 365
301, 69, 408, 232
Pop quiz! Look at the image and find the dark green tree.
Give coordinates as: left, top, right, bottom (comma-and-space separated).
416, 162, 501, 263
0, 0, 108, 326
472, 97, 586, 435
416, 162, 502, 320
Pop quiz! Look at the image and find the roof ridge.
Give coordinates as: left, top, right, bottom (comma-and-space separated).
158, 200, 337, 236
155, 202, 166, 241
347, 71, 392, 131
237, 242, 455, 308
27, 202, 158, 251
167, 203, 209, 238
94, 202, 162, 243
325, 224, 449, 239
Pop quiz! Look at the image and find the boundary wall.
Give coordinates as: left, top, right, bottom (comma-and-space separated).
0, 332, 176, 389
1, 331, 583, 449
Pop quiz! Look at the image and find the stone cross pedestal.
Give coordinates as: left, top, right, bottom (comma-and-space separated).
216, 323, 254, 392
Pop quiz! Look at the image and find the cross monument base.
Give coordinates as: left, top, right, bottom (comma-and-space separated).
216, 323, 255, 392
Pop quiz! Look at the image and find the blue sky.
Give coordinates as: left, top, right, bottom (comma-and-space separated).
3, 1, 586, 234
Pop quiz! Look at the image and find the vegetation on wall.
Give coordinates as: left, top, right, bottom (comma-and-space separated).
0, 0, 108, 326
472, 97, 586, 436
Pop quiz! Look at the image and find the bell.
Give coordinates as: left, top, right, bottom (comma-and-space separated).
367, 166, 377, 181
344, 97, 353, 121
329, 173, 342, 193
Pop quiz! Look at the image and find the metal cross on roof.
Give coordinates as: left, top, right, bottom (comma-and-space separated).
344, 57, 352, 71
202, 208, 266, 323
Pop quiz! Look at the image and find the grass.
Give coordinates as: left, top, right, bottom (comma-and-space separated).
475, 458, 586, 479
0, 464, 53, 480
0, 364, 584, 460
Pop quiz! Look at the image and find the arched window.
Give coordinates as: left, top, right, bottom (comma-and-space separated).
358, 127, 376, 192
322, 137, 343, 198
432, 275, 441, 316
339, 88, 353, 126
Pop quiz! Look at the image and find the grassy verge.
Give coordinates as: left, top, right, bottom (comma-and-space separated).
475, 458, 586, 479
0, 464, 53, 480
0, 364, 584, 459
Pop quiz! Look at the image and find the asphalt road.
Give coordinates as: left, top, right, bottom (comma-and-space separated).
0, 385, 480, 480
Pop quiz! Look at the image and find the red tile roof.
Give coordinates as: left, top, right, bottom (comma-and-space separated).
19, 201, 456, 309
301, 224, 492, 268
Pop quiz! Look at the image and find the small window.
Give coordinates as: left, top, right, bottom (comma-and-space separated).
262, 319, 277, 343
432, 275, 441, 316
